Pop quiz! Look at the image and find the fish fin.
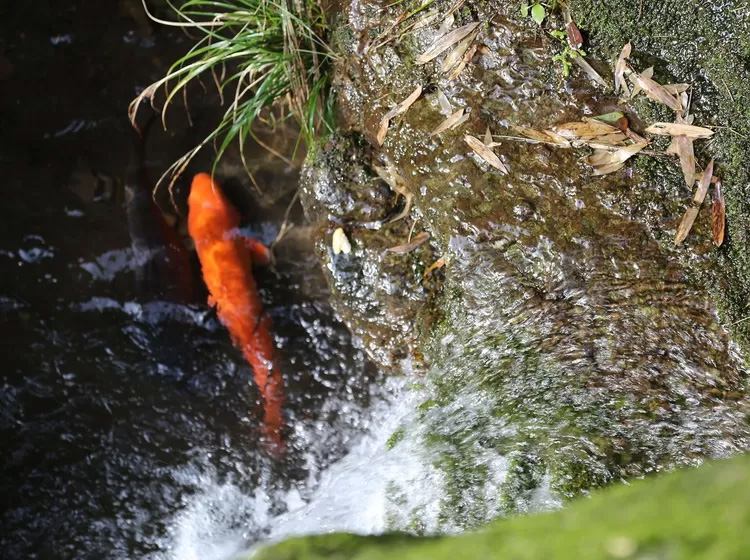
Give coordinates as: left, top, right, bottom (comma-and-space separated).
243, 238, 271, 266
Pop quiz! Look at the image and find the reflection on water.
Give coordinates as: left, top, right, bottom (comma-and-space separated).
0, 2, 388, 558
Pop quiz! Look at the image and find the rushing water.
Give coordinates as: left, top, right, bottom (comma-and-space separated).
0, 3, 420, 558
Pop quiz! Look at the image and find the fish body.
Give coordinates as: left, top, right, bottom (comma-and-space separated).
125, 118, 193, 302
187, 173, 284, 452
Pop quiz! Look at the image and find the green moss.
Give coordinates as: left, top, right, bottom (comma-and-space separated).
253, 454, 750, 560
570, 0, 750, 351
386, 426, 406, 450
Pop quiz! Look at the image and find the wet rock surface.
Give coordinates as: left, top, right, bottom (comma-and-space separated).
300, 0, 750, 527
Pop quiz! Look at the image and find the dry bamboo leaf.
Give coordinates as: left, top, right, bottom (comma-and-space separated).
413, 10, 440, 30
417, 22, 480, 64
447, 43, 478, 80
585, 142, 647, 174
630, 66, 653, 98
625, 128, 648, 143
437, 13, 455, 36
630, 72, 682, 112
373, 161, 414, 224
587, 132, 628, 146
437, 89, 452, 115
645, 122, 714, 139
663, 83, 690, 95
713, 180, 725, 247
693, 159, 715, 204
512, 125, 565, 144
377, 85, 423, 145
614, 42, 631, 96
454, 110, 471, 127
573, 56, 608, 88
440, 31, 477, 75
592, 161, 627, 175
465, 134, 508, 172
387, 232, 430, 254
423, 256, 446, 279
429, 107, 465, 137
675, 206, 700, 246
552, 120, 618, 139
484, 126, 492, 146
332, 227, 352, 255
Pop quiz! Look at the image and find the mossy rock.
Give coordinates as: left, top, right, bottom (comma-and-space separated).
254, 453, 750, 560
299, 0, 750, 529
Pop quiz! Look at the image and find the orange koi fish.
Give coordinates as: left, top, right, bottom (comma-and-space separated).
187, 173, 285, 453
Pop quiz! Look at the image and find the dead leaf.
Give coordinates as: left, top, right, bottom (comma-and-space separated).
674, 206, 700, 246
573, 56, 608, 88
624, 128, 648, 143
693, 159, 714, 205
437, 89, 452, 115
387, 232, 430, 254
713, 180, 725, 247
644, 122, 714, 139
614, 42, 631, 96
587, 132, 628, 146
630, 66, 653, 98
465, 134, 508, 172
512, 125, 570, 145
584, 142, 647, 174
440, 31, 478, 75
662, 83, 690, 95
552, 120, 619, 140
417, 22, 480, 64
567, 20, 583, 50
423, 256, 446, 279
373, 161, 413, 223
629, 71, 682, 112
484, 126, 492, 146
377, 85, 423, 145
668, 136, 696, 187
447, 43, 478, 80
429, 108, 465, 137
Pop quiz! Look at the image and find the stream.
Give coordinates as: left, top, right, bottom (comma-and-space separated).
0, 2, 411, 558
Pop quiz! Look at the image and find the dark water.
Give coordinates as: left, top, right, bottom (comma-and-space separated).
0, 2, 380, 558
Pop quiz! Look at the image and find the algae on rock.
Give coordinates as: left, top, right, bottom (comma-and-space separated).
299, 0, 750, 530
254, 453, 750, 560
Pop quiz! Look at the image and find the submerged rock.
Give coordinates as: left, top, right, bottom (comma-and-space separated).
300, 0, 750, 528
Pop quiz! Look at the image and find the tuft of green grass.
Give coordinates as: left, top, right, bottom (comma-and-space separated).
129, 0, 336, 193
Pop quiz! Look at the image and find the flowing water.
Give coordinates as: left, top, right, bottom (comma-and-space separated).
0, 3, 422, 558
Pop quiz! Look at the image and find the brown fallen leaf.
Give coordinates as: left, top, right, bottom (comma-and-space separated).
573, 56, 608, 88
387, 232, 430, 254
713, 180, 725, 247
447, 43, 478, 80
693, 159, 714, 205
662, 83, 690, 95
667, 135, 696, 187
465, 134, 508, 172
665, 115, 696, 188
713, 181, 726, 247
423, 255, 446, 280
440, 30, 478, 75
512, 125, 569, 145
567, 20, 583, 50
429, 107, 466, 137
624, 128, 648, 144
585, 142, 647, 166
674, 206, 700, 246
630, 71, 682, 112
377, 85, 423, 145
614, 42, 631, 96
587, 131, 628, 146
416, 22, 480, 64
437, 88, 453, 115
484, 126, 492, 146
645, 122, 714, 139
552, 120, 619, 140
373, 161, 413, 223
630, 66, 653, 97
